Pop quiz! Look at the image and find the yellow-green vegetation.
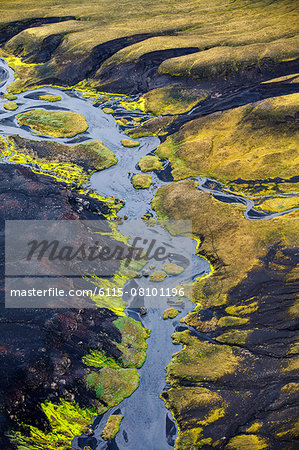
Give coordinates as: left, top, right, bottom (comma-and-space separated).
114, 316, 150, 368
103, 107, 114, 114
152, 180, 298, 307
150, 270, 167, 282
120, 138, 140, 147
141, 85, 208, 115
39, 94, 62, 101
217, 316, 249, 328
82, 91, 97, 99
158, 36, 298, 81
282, 357, 299, 373
162, 385, 226, 447
82, 349, 122, 369
132, 174, 152, 189
3, 101, 18, 110
166, 330, 240, 384
8, 399, 96, 450
255, 196, 299, 213
1, 0, 298, 95
4, 93, 17, 100
138, 155, 163, 172
281, 383, 299, 394
119, 98, 145, 112
90, 254, 147, 315
16, 109, 88, 137
163, 307, 179, 319
226, 434, 268, 449
6, 135, 117, 185
288, 340, 299, 354
216, 329, 252, 345
155, 94, 299, 194
101, 414, 124, 440
276, 418, 299, 439
246, 423, 263, 433
0, 136, 10, 157
86, 368, 139, 407
225, 302, 258, 316
163, 263, 184, 275
126, 116, 177, 138
262, 73, 299, 84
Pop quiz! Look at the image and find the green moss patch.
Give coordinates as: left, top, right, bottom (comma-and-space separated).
121, 138, 140, 147
4, 101, 18, 110
217, 316, 249, 328
132, 174, 152, 189
149, 270, 167, 282
255, 196, 299, 213
16, 108, 88, 137
216, 329, 253, 345
39, 94, 62, 102
103, 107, 114, 114
226, 434, 268, 449
163, 307, 179, 319
4, 93, 17, 100
82, 349, 121, 369
138, 155, 163, 172
166, 330, 240, 384
7, 135, 117, 185
86, 368, 139, 408
101, 414, 124, 440
141, 85, 208, 115
163, 263, 184, 275
8, 399, 96, 450
114, 316, 150, 368
126, 116, 176, 138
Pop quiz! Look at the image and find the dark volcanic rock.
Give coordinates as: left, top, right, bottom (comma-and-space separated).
0, 164, 123, 449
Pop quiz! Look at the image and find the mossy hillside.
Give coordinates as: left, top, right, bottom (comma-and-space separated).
166, 330, 240, 384
82, 349, 122, 369
126, 116, 177, 138
158, 36, 299, 81
138, 155, 163, 172
92, 2, 299, 88
156, 94, 299, 194
152, 180, 299, 307
6, 135, 117, 185
141, 85, 208, 115
1, 0, 298, 94
162, 386, 227, 448
101, 414, 124, 440
132, 174, 152, 189
8, 399, 96, 450
255, 196, 299, 214
16, 108, 88, 137
216, 329, 253, 345
39, 94, 62, 101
